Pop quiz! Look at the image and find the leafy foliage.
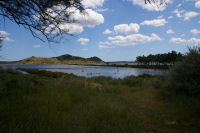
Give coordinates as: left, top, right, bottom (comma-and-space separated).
166, 47, 200, 96
136, 51, 183, 65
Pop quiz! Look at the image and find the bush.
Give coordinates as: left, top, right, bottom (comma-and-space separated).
166, 47, 200, 96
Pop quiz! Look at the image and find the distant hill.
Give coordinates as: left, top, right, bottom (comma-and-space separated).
17, 54, 104, 65
18, 56, 61, 64
55, 54, 84, 61
55, 54, 102, 62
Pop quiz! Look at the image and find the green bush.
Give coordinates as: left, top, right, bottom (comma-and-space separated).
166, 47, 200, 96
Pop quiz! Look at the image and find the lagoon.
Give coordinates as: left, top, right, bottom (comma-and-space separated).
1, 64, 168, 78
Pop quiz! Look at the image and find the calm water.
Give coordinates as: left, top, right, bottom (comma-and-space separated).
1, 64, 168, 78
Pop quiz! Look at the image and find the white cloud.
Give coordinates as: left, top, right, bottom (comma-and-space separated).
0, 30, 15, 42
32, 45, 41, 48
172, 9, 199, 20
82, 0, 104, 8
181, 34, 185, 37
195, 1, 200, 8
172, 9, 185, 18
170, 37, 200, 46
184, 11, 199, 20
42, 6, 104, 34
72, 9, 104, 28
95, 8, 108, 12
177, 3, 182, 7
98, 33, 162, 48
2, 37, 15, 42
140, 19, 167, 27
170, 37, 186, 44
98, 41, 115, 48
157, 15, 163, 19
103, 29, 112, 34
0, 30, 9, 36
45, 23, 83, 34
190, 29, 200, 35
166, 29, 174, 34
77, 38, 90, 45
114, 23, 140, 34
132, 0, 172, 11
198, 21, 200, 24
168, 16, 173, 19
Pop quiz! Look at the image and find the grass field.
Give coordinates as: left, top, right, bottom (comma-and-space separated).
0, 67, 200, 133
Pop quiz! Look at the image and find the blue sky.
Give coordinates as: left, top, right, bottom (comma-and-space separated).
1, 0, 200, 61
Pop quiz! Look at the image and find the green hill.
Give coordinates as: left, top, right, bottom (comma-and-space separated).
18, 56, 61, 64
17, 54, 104, 65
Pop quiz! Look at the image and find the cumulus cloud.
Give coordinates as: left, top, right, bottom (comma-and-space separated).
170, 37, 186, 44
140, 19, 167, 27
190, 29, 200, 35
32, 45, 41, 48
43, 5, 104, 34
181, 34, 185, 37
98, 33, 162, 48
184, 11, 199, 20
168, 16, 173, 19
172, 9, 199, 20
166, 29, 174, 34
103, 29, 112, 34
170, 37, 200, 46
173, 9, 185, 18
114, 23, 140, 34
131, 0, 172, 11
72, 9, 104, 28
177, 3, 182, 8
157, 15, 163, 19
82, 0, 104, 8
0, 31, 9, 36
195, 1, 200, 8
0, 30, 15, 42
77, 38, 90, 45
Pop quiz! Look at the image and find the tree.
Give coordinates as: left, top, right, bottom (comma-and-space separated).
166, 47, 200, 96
0, 0, 83, 43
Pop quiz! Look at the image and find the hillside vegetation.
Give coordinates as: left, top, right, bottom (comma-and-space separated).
18, 56, 61, 64
17, 54, 104, 65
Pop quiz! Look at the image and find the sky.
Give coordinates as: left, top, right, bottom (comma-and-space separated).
1, 0, 200, 61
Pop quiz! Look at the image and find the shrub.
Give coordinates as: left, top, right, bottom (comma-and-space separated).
166, 47, 200, 96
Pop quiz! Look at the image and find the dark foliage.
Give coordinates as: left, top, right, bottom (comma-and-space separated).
166, 47, 200, 96
136, 51, 183, 65
87, 56, 102, 62
56, 54, 84, 61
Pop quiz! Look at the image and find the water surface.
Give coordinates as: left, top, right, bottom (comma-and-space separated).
1, 64, 168, 78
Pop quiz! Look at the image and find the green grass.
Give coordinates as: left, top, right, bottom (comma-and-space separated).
0, 67, 200, 133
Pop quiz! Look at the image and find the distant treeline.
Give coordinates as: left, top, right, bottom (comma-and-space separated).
136, 51, 183, 65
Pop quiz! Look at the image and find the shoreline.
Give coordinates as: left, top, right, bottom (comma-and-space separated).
0, 63, 170, 70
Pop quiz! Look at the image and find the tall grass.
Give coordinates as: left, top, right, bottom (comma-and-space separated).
0, 67, 200, 132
